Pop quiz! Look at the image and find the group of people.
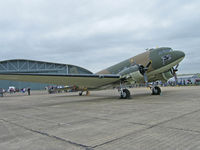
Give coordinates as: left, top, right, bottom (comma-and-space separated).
21, 88, 31, 95
0, 87, 31, 97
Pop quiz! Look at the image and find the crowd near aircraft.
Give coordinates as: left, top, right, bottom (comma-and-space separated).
0, 47, 185, 99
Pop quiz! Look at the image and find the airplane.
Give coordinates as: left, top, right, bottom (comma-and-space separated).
0, 47, 185, 99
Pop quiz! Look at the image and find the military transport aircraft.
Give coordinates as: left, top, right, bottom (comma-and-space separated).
0, 47, 185, 99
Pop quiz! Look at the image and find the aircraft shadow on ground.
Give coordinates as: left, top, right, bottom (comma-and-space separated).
50, 92, 155, 104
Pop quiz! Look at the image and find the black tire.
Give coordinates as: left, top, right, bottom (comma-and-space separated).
79, 92, 83, 96
152, 86, 161, 95
120, 89, 130, 99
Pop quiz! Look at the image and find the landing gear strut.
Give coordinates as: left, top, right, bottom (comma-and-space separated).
151, 86, 161, 95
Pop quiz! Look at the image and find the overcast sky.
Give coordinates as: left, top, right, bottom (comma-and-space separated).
0, 0, 199, 73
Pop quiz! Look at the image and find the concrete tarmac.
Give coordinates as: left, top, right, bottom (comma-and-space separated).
0, 86, 200, 150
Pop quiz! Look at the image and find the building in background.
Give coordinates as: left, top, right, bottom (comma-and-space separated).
168, 73, 200, 85
0, 59, 93, 90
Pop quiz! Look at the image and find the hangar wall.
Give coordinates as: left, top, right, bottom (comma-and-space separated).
0, 59, 93, 90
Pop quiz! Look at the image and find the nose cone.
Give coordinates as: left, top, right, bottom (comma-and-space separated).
174, 50, 185, 60
150, 49, 185, 70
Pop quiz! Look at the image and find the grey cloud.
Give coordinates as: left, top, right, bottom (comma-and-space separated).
0, 0, 200, 73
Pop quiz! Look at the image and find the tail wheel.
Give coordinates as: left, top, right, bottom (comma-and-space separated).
152, 86, 161, 95
120, 89, 130, 99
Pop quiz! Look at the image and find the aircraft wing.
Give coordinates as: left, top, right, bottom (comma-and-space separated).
0, 73, 120, 89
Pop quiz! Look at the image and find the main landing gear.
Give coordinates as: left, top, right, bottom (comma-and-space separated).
79, 90, 90, 96
119, 85, 161, 99
120, 88, 131, 99
79, 91, 83, 96
151, 86, 161, 95
119, 82, 131, 99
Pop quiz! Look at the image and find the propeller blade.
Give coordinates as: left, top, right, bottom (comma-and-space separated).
143, 61, 152, 86
175, 64, 179, 69
171, 64, 179, 85
145, 61, 152, 68
144, 72, 148, 86
133, 61, 152, 87
174, 72, 178, 85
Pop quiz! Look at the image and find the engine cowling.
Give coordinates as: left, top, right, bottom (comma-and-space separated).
151, 70, 174, 82
119, 65, 139, 76
162, 70, 174, 81
119, 65, 144, 82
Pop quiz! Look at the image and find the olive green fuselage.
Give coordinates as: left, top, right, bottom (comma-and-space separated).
97, 47, 185, 83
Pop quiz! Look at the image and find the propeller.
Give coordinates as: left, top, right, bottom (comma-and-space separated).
138, 61, 152, 86
171, 64, 179, 85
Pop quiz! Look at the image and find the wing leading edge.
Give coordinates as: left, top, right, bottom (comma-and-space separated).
0, 73, 120, 89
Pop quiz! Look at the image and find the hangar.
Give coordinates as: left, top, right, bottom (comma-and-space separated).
0, 59, 92, 90
168, 73, 200, 85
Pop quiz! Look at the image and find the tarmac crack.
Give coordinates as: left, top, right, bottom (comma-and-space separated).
92, 108, 200, 149
13, 113, 71, 126
160, 126, 200, 134
147, 108, 200, 129
0, 118, 93, 150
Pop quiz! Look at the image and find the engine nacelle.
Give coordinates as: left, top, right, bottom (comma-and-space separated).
129, 70, 144, 82
151, 70, 174, 82
119, 65, 144, 82
119, 65, 139, 76
162, 70, 174, 81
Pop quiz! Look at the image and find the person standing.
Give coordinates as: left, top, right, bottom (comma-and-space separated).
0, 88, 3, 97
27, 87, 31, 96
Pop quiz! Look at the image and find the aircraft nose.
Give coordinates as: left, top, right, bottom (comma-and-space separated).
174, 50, 185, 60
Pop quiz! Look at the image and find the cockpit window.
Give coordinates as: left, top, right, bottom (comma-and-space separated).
158, 48, 172, 55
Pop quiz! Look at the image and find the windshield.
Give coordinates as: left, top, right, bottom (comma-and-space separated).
158, 48, 172, 55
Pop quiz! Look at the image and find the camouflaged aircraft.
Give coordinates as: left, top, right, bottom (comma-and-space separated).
0, 47, 185, 99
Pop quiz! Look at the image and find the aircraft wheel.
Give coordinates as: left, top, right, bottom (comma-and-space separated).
79, 91, 83, 96
152, 86, 161, 95
120, 89, 130, 99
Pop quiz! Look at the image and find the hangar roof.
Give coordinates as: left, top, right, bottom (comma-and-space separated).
0, 59, 93, 75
